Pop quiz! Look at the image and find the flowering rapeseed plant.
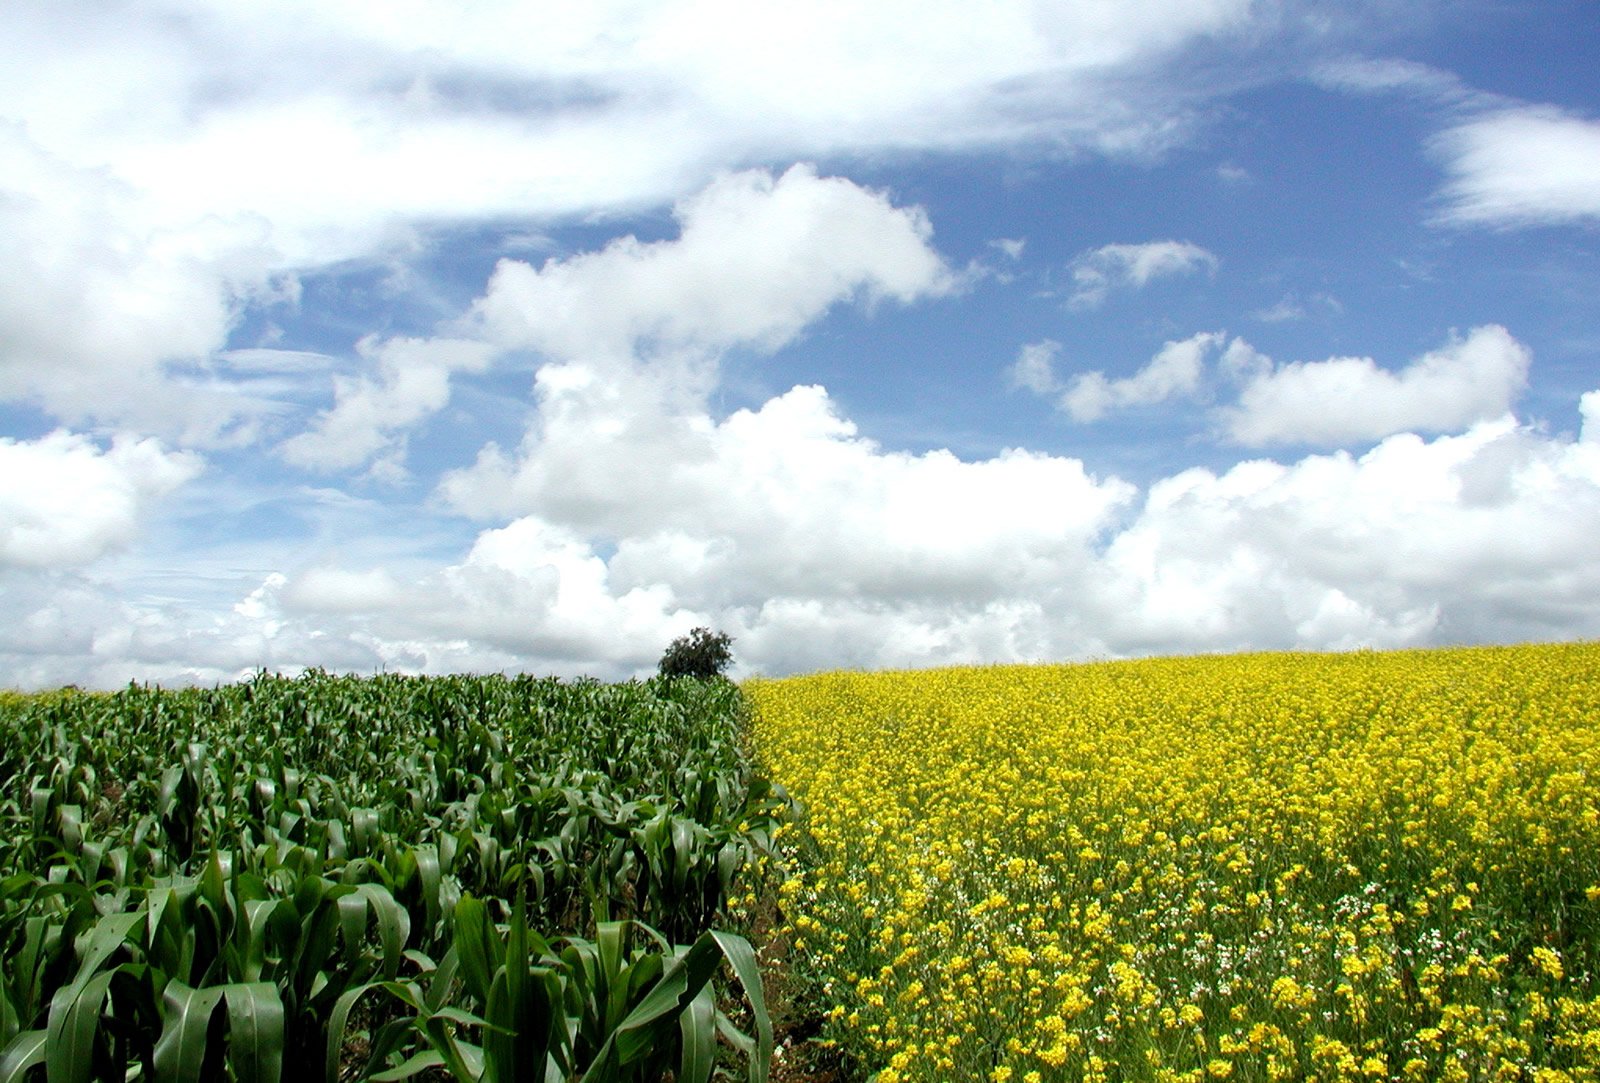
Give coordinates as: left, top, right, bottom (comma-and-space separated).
746, 644, 1600, 1082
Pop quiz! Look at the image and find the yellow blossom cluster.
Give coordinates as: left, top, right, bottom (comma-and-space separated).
745, 643, 1600, 1081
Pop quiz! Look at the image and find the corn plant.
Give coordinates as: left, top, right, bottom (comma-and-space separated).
340, 895, 771, 1082
0, 672, 790, 1079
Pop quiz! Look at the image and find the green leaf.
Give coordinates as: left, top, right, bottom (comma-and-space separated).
45, 968, 113, 1083
336, 890, 367, 962
199, 850, 227, 916
709, 931, 772, 1083
0, 1030, 47, 1083
152, 980, 226, 1082
412, 845, 442, 932
324, 981, 379, 1083
224, 982, 285, 1083
587, 944, 707, 1077
357, 884, 411, 979
291, 900, 343, 1000
677, 983, 716, 1083
716, 842, 740, 895
369, 1050, 446, 1081
419, 1013, 486, 1082
239, 899, 282, 983
670, 817, 694, 896
452, 896, 498, 1006
66, 910, 142, 992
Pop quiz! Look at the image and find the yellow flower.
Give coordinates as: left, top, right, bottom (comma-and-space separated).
1532, 946, 1566, 980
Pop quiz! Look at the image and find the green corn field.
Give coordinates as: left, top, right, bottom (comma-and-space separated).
0, 671, 789, 1081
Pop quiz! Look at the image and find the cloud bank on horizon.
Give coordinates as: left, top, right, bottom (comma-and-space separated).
3, 0, 1600, 687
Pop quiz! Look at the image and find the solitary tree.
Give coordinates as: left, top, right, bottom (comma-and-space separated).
657, 627, 734, 680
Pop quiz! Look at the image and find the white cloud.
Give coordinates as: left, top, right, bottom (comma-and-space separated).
1313, 61, 1600, 232
1011, 327, 1531, 441
1, 0, 1263, 438
1432, 106, 1600, 228
427, 164, 960, 517
443, 379, 1135, 603
280, 566, 404, 614
275, 165, 955, 475
1251, 291, 1342, 323
1312, 57, 1487, 108
54, 0, 1259, 238
466, 165, 955, 363
1068, 240, 1219, 307
1220, 324, 1530, 446
8, 6, 1600, 690
265, 400, 1600, 676
279, 336, 496, 472
0, 123, 295, 441
1583, 390, 1600, 444
1060, 332, 1221, 421
0, 431, 202, 569
1009, 340, 1061, 394
1095, 414, 1600, 654
8, 392, 1600, 689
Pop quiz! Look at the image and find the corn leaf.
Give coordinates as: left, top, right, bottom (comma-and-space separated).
44, 968, 114, 1083
224, 982, 284, 1083
0, 1030, 47, 1083
152, 980, 226, 1082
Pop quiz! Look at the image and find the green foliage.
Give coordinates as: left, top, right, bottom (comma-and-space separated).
0, 671, 791, 1079
657, 629, 734, 682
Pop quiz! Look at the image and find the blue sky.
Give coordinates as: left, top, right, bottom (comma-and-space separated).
3, 0, 1599, 687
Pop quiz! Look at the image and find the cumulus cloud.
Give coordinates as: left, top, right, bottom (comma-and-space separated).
1011, 332, 1225, 422
1584, 390, 1600, 444
0, 431, 202, 569
1431, 106, 1600, 228
1313, 59, 1600, 233
1220, 324, 1530, 446
443, 380, 1134, 603
179, 403, 1600, 679
1096, 415, 1600, 654
1068, 240, 1219, 307
8, 391, 1600, 689
0, 123, 296, 440
273, 165, 956, 474
1012, 325, 1535, 444
1060, 332, 1222, 421
465, 165, 956, 363
279, 336, 497, 473
0, 0, 1266, 437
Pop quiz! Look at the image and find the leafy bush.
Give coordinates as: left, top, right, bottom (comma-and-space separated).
658, 627, 734, 681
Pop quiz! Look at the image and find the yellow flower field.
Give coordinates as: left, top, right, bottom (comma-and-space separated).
746, 644, 1600, 1082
